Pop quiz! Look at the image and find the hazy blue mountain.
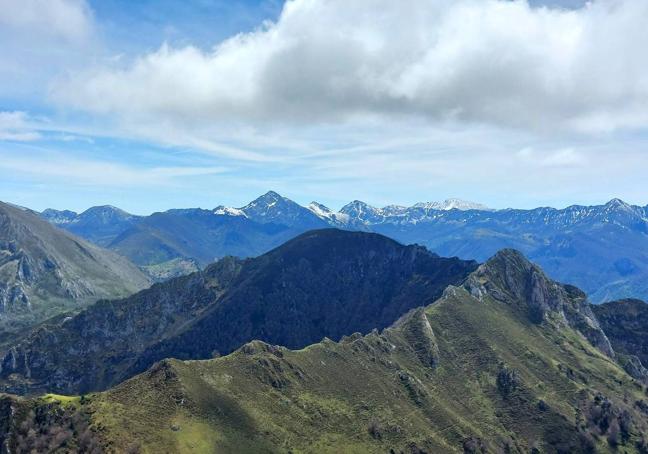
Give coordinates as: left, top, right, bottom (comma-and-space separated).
363, 199, 648, 303
41, 193, 323, 269
40, 193, 648, 302
107, 207, 298, 267
41, 205, 141, 247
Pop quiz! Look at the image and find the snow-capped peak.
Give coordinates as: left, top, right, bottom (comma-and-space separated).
413, 199, 491, 211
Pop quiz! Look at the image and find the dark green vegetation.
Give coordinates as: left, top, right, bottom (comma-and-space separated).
41, 193, 648, 303
3, 250, 648, 453
0, 202, 150, 344
0, 229, 476, 395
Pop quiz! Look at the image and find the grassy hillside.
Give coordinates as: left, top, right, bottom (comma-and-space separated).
4, 253, 648, 453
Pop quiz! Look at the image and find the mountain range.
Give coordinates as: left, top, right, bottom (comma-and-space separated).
0, 202, 150, 345
41, 192, 648, 303
0, 229, 477, 395
1, 232, 647, 453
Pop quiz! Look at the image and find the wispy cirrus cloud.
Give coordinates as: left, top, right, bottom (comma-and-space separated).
0, 111, 42, 141
0, 149, 228, 188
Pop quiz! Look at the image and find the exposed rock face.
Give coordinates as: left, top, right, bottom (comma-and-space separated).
593, 299, 648, 364
0, 229, 477, 395
593, 299, 648, 381
465, 249, 615, 358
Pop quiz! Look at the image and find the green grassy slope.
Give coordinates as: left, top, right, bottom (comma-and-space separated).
6, 275, 648, 453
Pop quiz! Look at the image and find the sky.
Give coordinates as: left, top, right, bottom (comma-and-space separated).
1, 0, 647, 214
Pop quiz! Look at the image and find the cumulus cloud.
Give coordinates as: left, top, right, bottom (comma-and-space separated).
52, 0, 648, 134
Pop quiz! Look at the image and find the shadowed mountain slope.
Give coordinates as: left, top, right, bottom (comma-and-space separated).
4, 251, 648, 453
0, 229, 477, 395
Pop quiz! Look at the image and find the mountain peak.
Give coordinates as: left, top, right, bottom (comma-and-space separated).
81, 205, 132, 216
241, 191, 286, 210
240, 191, 325, 227
41, 208, 78, 224
339, 200, 381, 224
255, 190, 283, 203
465, 248, 614, 357
604, 198, 633, 211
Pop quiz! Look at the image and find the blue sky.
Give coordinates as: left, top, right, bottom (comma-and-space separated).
1, 0, 647, 214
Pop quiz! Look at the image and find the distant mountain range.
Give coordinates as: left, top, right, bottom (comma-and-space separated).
0, 202, 151, 344
2, 233, 647, 453
39, 192, 648, 303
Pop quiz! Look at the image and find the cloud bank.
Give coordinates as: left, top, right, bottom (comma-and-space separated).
53, 0, 648, 133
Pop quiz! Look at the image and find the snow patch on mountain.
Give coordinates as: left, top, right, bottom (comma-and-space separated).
413, 199, 492, 211
307, 202, 350, 224
213, 206, 247, 217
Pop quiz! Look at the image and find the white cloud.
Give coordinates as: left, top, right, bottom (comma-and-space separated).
52, 0, 648, 134
0, 0, 93, 42
0, 111, 41, 141
0, 0, 96, 101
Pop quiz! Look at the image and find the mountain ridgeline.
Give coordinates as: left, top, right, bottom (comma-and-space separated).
0, 229, 477, 395
2, 246, 648, 453
0, 202, 150, 343
41, 192, 648, 303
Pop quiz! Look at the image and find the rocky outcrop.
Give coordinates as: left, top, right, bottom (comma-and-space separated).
593, 299, 648, 380
465, 249, 615, 358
